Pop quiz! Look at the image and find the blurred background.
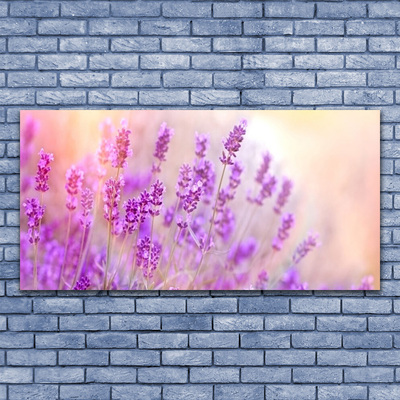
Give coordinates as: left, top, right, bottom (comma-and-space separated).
21, 110, 380, 289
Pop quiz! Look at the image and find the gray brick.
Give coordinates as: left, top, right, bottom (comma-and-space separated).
140, 90, 188, 105
370, 386, 400, 400
214, 315, 263, 331
0, 54, 35, 70
34, 298, 83, 313
163, 385, 212, 400
138, 367, 187, 383
162, 350, 211, 366
191, 90, 239, 106
37, 90, 86, 105
0, 160, 20, 173
0, 332, 33, 348
0, 263, 19, 278
39, 19, 85, 35
136, 298, 185, 313
59, 350, 109, 366
162, 38, 210, 53
8, 315, 57, 331
264, 2, 314, 18
293, 367, 342, 383
60, 315, 109, 331
11, 2, 59, 17
35, 367, 84, 383
7, 142, 19, 158
6, 212, 18, 228
0, 3, 7, 17
345, 89, 393, 105
86, 367, 136, 383
187, 298, 236, 313
369, 316, 400, 331
346, 55, 395, 69
347, 20, 395, 36
265, 315, 315, 331
318, 350, 366, 366
193, 20, 241, 36
242, 367, 291, 383
89, 19, 138, 35
214, 38, 262, 53
240, 297, 289, 313
163, 2, 210, 18
317, 3, 366, 18
370, 71, 400, 87
265, 385, 316, 400
85, 298, 135, 313
215, 385, 264, 400
241, 332, 290, 349
112, 385, 161, 400
318, 38, 366, 53
141, 54, 189, 70
60, 38, 108, 53
317, 316, 366, 331
189, 332, 238, 348
214, 349, 263, 366
7, 349, 56, 366
318, 385, 367, 400
163, 71, 211, 88
292, 333, 341, 349
87, 332, 136, 348
369, 2, 400, 18
190, 367, 239, 383
265, 71, 314, 88
9, 37, 57, 53
93, 88, 139, 104
213, 3, 262, 18
62, 2, 109, 17
295, 20, 344, 36
318, 71, 365, 87
369, 350, 400, 366
243, 54, 292, 70
38, 54, 87, 70
0, 367, 32, 383
265, 350, 315, 365
111, 315, 160, 330
60, 385, 110, 400
295, 55, 344, 69
345, 367, 393, 383
9, 385, 58, 400
242, 89, 291, 105
111, 38, 160, 52
141, 20, 189, 36
0, 297, 31, 313
112, 2, 159, 17
162, 315, 211, 331
343, 333, 392, 349
60, 72, 109, 88
112, 71, 160, 88
110, 350, 159, 366
90, 54, 138, 70
192, 55, 241, 70
0, 19, 36, 36
343, 299, 392, 314
139, 333, 187, 349
294, 89, 342, 105
370, 38, 400, 53
244, 20, 292, 36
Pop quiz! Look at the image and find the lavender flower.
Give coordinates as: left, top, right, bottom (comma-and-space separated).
35, 149, 54, 193
255, 151, 272, 184
138, 189, 151, 224
255, 270, 269, 290
183, 180, 203, 214
228, 237, 258, 265
152, 122, 174, 173
215, 207, 235, 242
193, 159, 215, 204
80, 188, 94, 229
176, 164, 192, 199
278, 267, 308, 290
220, 119, 247, 165
110, 120, 132, 169
65, 166, 84, 211
21, 115, 39, 168
136, 236, 161, 278
123, 198, 139, 234
249, 174, 277, 206
272, 213, 295, 251
23, 198, 45, 244
195, 132, 209, 159
103, 176, 124, 234
274, 177, 293, 215
73, 276, 90, 290
292, 232, 319, 265
149, 180, 165, 217
163, 205, 175, 228
176, 215, 188, 229
229, 161, 244, 190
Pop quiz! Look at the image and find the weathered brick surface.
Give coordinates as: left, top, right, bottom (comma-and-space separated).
0, 1, 396, 398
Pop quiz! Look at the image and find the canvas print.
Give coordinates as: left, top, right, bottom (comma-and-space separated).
20, 110, 380, 291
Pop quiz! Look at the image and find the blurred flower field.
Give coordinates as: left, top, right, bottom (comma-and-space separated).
20, 110, 380, 290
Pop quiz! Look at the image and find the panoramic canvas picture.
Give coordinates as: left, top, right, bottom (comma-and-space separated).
20, 110, 380, 291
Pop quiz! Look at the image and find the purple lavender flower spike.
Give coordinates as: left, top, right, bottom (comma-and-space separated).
163, 205, 175, 228
176, 215, 188, 230
274, 177, 293, 215
80, 188, 94, 229
176, 164, 193, 199
272, 213, 295, 251
65, 166, 84, 211
73, 276, 90, 290
292, 232, 319, 265
23, 198, 45, 244
183, 180, 203, 214
255, 270, 269, 290
152, 122, 174, 173
123, 198, 139, 234
255, 151, 272, 184
229, 161, 244, 191
220, 119, 247, 166
195, 132, 209, 159
215, 207, 235, 242
228, 237, 258, 265
35, 149, 54, 193
103, 176, 124, 234
193, 159, 215, 204
110, 120, 132, 169
136, 236, 161, 278
138, 189, 151, 224
149, 179, 165, 217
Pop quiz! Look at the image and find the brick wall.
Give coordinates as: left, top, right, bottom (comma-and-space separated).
0, 1, 399, 399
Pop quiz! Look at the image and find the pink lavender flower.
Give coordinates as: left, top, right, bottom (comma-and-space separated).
195, 132, 209, 159
199, 234, 214, 252
99, 117, 114, 139
149, 180, 165, 217
220, 119, 247, 165
65, 166, 84, 211
183, 181, 203, 214
176, 164, 193, 199
123, 198, 139, 234
193, 159, 215, 204
138, 189, 151, 224
229, 161, 244, 190
96, 137, 112, 178
34, 149, 54, 193
103, 176, 124, 234
136, 236, 161, 278
255, 152, 272, 184
163, 205, 175, 228
152, 122, 174, 173
23, 198, 45, 244
80, 188, 94, 229
274, 177, 293, 215
272, 213, 295, 251
255, 270, 269, 290
228, 237, 258, 265
176, 215, 188, 229
73, 276, 90, 290
110, 120, 132, 169
278, 267, 308, 290
292, 232, 319, 265
249, 174, 277, 206
215, 207, 235, 242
